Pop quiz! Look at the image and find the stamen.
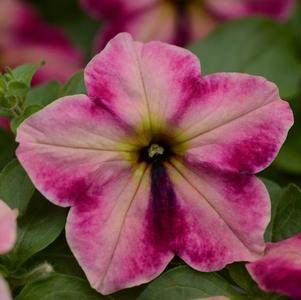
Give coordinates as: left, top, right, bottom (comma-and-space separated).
148, 144, 164, 158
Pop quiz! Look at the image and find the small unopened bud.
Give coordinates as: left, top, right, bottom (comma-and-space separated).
9, 262, 53, 287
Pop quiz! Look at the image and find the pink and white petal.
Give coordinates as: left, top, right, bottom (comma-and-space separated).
95, 4, 177, 50
247, 234, 301, 298
205, 0, 295, 21
0, 200, 17, 254
167, 160, 269, 268
80, 0, 158, 19
85, 33, 201, 132
0, 277, 12, 300
173, 73, 293, 173
16, 95, 135, 207
66, 165, 173, 294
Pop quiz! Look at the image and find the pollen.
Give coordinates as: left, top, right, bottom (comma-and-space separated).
148, 144, 165, 158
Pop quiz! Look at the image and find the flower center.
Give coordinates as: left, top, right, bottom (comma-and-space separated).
139, 139, 173, 164
148, 144, 164, 158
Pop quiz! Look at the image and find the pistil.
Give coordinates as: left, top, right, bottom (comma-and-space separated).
148, 144, 165, 158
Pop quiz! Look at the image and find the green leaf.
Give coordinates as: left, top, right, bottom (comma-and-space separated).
10, 105, 42, 134
27, 234, 85, 278
3, 193, 67, 269
287, 0, 301, 47
112, 285, 146, 300
0, 110, 13, 117
189, 17, 301, 99
11, 64, 41, 86
0, 77, 7, 93
15, 273, 111, 300
0, 159, 34, 215
26, 81, 61, 107
227, 263, 260, 295
261, 178, 282, 242
273, 112, 301, 175
138, 266, 246, 300
6, 81, 29, 97
272, 184, 301, 242
60, 70, 86, 97
0, 129, 17, 170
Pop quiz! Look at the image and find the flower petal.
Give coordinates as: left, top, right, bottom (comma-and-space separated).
0, 200, 17, 254
247, 234, 301, 299
205, 0, 295, 21
85, 33, 201, 132
16, 95, 135, 207
95, 5, 177, 50
0, 277, 12, 300
173, 73, 293, 173
66, 165, 173, 294
165, 160, 268, 270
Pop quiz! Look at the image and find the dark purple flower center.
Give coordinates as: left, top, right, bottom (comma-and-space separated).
139, 139, 173, 164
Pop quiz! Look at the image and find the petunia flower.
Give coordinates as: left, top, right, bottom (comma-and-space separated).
16, 33, 293, 294
247, 234, 301, 299
0, 200, 17, 300
0, 0, 83, 84
80, 0, 295, 50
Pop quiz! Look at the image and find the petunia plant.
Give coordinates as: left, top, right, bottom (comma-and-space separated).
0, 1, 301, 299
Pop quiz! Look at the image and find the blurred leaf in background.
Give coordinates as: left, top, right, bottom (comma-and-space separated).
189, 17, 301, 99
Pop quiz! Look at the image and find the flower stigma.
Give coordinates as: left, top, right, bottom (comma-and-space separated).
148, 144, 164, 158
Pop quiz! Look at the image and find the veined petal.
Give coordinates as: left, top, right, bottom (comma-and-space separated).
0, 277, 12, 300
0, 200, 17, 254
66, 165, 173, 294
247, 234, 301, 299
205, 0, 295, 21
85, 33, 201, 133
16, 95, 135, 207
173, 73, 293, 173
166, 161, 268, 270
